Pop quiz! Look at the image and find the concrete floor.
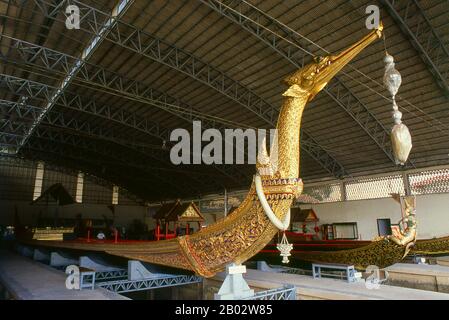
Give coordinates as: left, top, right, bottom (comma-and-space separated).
4, 247, 449, 300
210, 268, 449, 300
0, 250, 128, 300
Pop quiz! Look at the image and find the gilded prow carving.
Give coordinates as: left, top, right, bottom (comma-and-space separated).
24, 24, 414, 277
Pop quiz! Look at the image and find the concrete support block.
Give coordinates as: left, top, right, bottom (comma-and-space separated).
214, 263, 254, 300
33, 248, 50, 262
50, 252, 78, 267
436, 256, 449, 267
17, 245, 34, 258
79, 255, 120, 272
128, 260, 155, 280
257, 261, 283, 273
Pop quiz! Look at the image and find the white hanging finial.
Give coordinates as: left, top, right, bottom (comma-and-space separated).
383, 54, 401, 98
383, 53, 412, 165
277, 232, 293, 264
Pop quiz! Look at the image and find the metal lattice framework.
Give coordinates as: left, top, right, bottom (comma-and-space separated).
243, 284, 296, 300
1, 0, 447, 202
409, 168, 449, 195
13, 128, 197, 199
15, 0, 135, 149
382, 0, 449, 96
199, 0, 414, 168
25, 131, 210, 197
0, 134, 21, 150
95, 270, 128, 282
1, 121, 28, 138
0, 36, 213, 136
1, 99, 133, 146
0, 98, 226, 188
0, 71, 174, 159
291, 165, 449, 204
32, 154, 150, 201
0, 42, 252, 186
96, 274, 202, 293
345, 174, 405, 201
0, 154, 146, 204
0, 73, 247, 187
5, 0, 348, 178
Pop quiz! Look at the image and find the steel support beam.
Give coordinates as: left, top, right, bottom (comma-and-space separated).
381, 0, 449, 96
2, 36, 309, 181
0, 36, 215, 134
23, 134, 194, 198
1, 41, 252, 186
96, 274, 202, 293
15, 0, 135, 150
4, 0, 348, 178
0, 65, 171, 141
0, 120, 27, 153
199, 0, 412, 168
1, 100, 179, 197
0, 120, 29, 137
0, 98, 218, 176
0, 99, 225, 193
31, 129, 214, 196
21, 149, 153, 201
0, 133, 21, 148
0, 73, 248, 186
95, 270, 128, 282
0, 154, 146, 204
1, 99, 124, 144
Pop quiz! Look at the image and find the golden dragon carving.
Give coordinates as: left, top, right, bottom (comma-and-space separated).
25, 24, 416, 276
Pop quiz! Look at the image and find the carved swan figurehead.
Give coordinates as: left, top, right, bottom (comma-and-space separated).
258, 23, 384, 185
283, 22, 384, 102
255, 24, 385, 248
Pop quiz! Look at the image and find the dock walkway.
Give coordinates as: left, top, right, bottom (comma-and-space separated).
0, 250, 128, 300
211, 267, 449, 300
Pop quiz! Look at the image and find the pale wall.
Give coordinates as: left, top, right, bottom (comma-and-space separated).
0, 200, 154, 229
2, 193, 448, 240
300, 193, 449, 240
0, 200, 217, 231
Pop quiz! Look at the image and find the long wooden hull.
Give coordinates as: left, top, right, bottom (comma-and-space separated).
22, 186, 294, 277
254, 238, 410, 269
411, 236, 449, 255
20, 27, 392, 278
254, 236, 449, 269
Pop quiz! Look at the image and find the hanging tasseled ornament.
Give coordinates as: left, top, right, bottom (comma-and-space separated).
383, 54, 412, 165
276, 232, 293, 264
